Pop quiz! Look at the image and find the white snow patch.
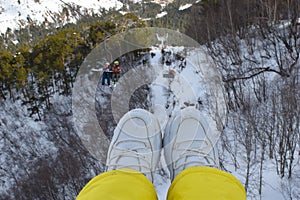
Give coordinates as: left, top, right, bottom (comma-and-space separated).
262, 166, 285, 200
141, 18, 152, 21
119, 11, 128, 15
179, 3, 192, 11
156, 11, 167, 18
129, 0, 142, 3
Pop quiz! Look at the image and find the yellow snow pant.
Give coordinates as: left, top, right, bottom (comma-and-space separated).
167, 166, 246, 200
77, 167, 246, 200
76, 168, 158, 200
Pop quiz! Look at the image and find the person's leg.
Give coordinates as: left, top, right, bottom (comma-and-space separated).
164, 107, 246, 200
112, 73, 116, 84
114, 73, 120, 83
77, 109, 162, 200
107, 72, 110, 85
168, 166, 245, 200
77, 168, 156, 200
101, 72, 106, 85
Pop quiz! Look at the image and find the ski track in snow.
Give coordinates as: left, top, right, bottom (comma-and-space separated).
147, 46, 225, 199
148, 46, 224, 132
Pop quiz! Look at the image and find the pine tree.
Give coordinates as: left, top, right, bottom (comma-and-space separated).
0, 51, 14, 100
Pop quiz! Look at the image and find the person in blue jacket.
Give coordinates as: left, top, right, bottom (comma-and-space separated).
102, 62, 111, 86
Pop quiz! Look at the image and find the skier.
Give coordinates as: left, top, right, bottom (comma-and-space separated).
151, 52, 156, 58
101, 62, 111, 86
111, 61, 121, 84
77, 107, 246, 200
179, 56, 186, 71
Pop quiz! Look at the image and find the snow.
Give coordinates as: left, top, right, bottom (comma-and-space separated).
145, 46, 228, 198
0, 99, 58, 194
144, 42, 300, 199
1, 20, 299, 197
129, 0, 143, 3
179, 3, 192, 11
156, 11, 167, 18
263, 165, 285, 200
0, 0, 123, 33
141, 18, 152, 21
119, 11, 128, 15
154, 171, 171, 200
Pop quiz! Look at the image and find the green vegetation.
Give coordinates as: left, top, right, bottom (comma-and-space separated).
0, 12, 145, 119
1, 0, 298, 121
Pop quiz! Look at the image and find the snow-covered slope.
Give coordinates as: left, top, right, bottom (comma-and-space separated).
0, 95, 102, 198
148, 46, 226, 199
0, 99, 57, 194
92, 43, 299, 199
1, 39, 299, 198
146, 45, 300, 199
0, 0, 123, 33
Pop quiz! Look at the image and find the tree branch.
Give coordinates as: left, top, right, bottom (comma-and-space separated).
224, 67, 289, 82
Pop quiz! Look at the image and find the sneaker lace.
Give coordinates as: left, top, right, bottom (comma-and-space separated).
173, 138, 217, 171
106, 139, 152, 172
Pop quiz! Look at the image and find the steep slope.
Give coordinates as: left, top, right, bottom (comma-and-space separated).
0, 0, 123, 33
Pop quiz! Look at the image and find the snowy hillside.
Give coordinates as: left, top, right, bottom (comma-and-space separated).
0, 0, 123, 33
147, 46, 227, 199
76, 44, 226, 199
0, 95, 102, 199
0, 99, 57, 194
124, 46, 299, 200
0, 0, 201, 34
0, 0, 299, 198
1, 36, 299, 198
77, 41, 299, 199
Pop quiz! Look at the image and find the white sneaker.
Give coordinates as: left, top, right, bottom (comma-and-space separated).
164, 107, 219, 181
106, 109, 162, 182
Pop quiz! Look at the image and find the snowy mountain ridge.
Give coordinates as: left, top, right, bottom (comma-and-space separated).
0, 0, 123, 33
0, 0, 198, 34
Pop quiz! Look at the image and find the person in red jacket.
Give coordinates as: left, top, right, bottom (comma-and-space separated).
111, 61, 121, 84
